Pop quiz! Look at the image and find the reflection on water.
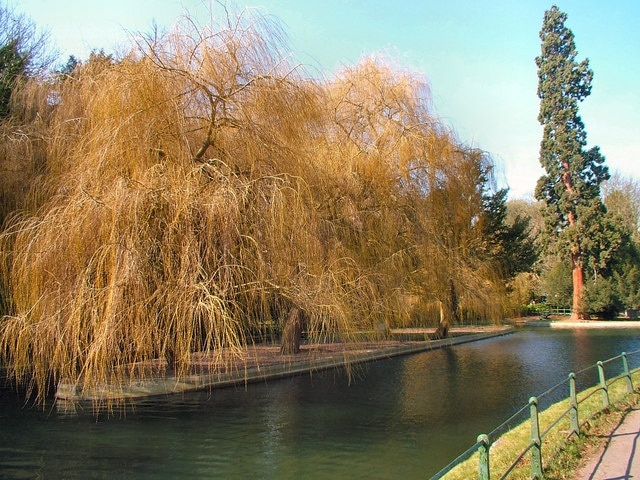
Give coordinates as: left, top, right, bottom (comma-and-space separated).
1, 328, 639, 479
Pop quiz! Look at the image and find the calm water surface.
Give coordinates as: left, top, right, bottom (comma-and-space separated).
1, 327, 639, 479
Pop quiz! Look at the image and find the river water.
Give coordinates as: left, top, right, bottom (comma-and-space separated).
1, 327, 639, 479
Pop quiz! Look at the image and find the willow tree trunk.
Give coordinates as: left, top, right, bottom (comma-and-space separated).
435, 280, 458, 339
280, 306, 305, 355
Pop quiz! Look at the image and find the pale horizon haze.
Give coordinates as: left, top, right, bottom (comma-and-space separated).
12, 0, 640, 200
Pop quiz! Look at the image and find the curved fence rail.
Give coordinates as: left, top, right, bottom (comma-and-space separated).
431, 349, 640, 479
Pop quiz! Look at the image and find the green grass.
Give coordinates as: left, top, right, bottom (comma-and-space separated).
441, 368, 640, 479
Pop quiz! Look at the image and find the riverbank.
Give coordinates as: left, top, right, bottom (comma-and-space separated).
440, 355, 640, 479
55, 326, 512, 405
5, 326, 636, 478
512, 316, 640, 328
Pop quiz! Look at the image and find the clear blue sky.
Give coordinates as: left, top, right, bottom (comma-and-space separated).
13, 0, 640, 199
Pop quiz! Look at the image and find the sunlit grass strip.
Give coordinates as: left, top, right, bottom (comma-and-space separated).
440, 363, 640, 479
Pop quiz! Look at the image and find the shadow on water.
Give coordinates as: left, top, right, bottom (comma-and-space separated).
1, 328, 640, 479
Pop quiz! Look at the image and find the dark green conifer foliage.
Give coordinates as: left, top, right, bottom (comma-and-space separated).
480, 188, 537, 279
0, 39, 26, 118
535, 5, 609, 318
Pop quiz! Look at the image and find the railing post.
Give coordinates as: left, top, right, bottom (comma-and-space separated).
597, 361, 610, 409
622, 352, 634, 393
530, 396, 543, 479
477, 434, 490, 480
569, 373, 580, 436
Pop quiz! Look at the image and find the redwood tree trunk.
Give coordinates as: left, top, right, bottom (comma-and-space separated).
280, 306, 305, 355
567, 202, 588, 320
571, 251, 588, 320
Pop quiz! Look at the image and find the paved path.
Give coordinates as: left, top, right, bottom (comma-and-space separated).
574, 406, 640, 479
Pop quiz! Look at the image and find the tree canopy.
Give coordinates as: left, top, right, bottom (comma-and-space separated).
0, 9, 531, 403
0, 2, 53, 116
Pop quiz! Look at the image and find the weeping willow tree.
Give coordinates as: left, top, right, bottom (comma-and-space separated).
0, 9, 508, 403
401, 132, 506, 337
322, 60, 505, 338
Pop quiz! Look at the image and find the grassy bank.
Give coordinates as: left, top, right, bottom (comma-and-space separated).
441, 366, 640, 479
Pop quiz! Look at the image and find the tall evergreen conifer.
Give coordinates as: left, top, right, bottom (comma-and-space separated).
535, 5, 609, 318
